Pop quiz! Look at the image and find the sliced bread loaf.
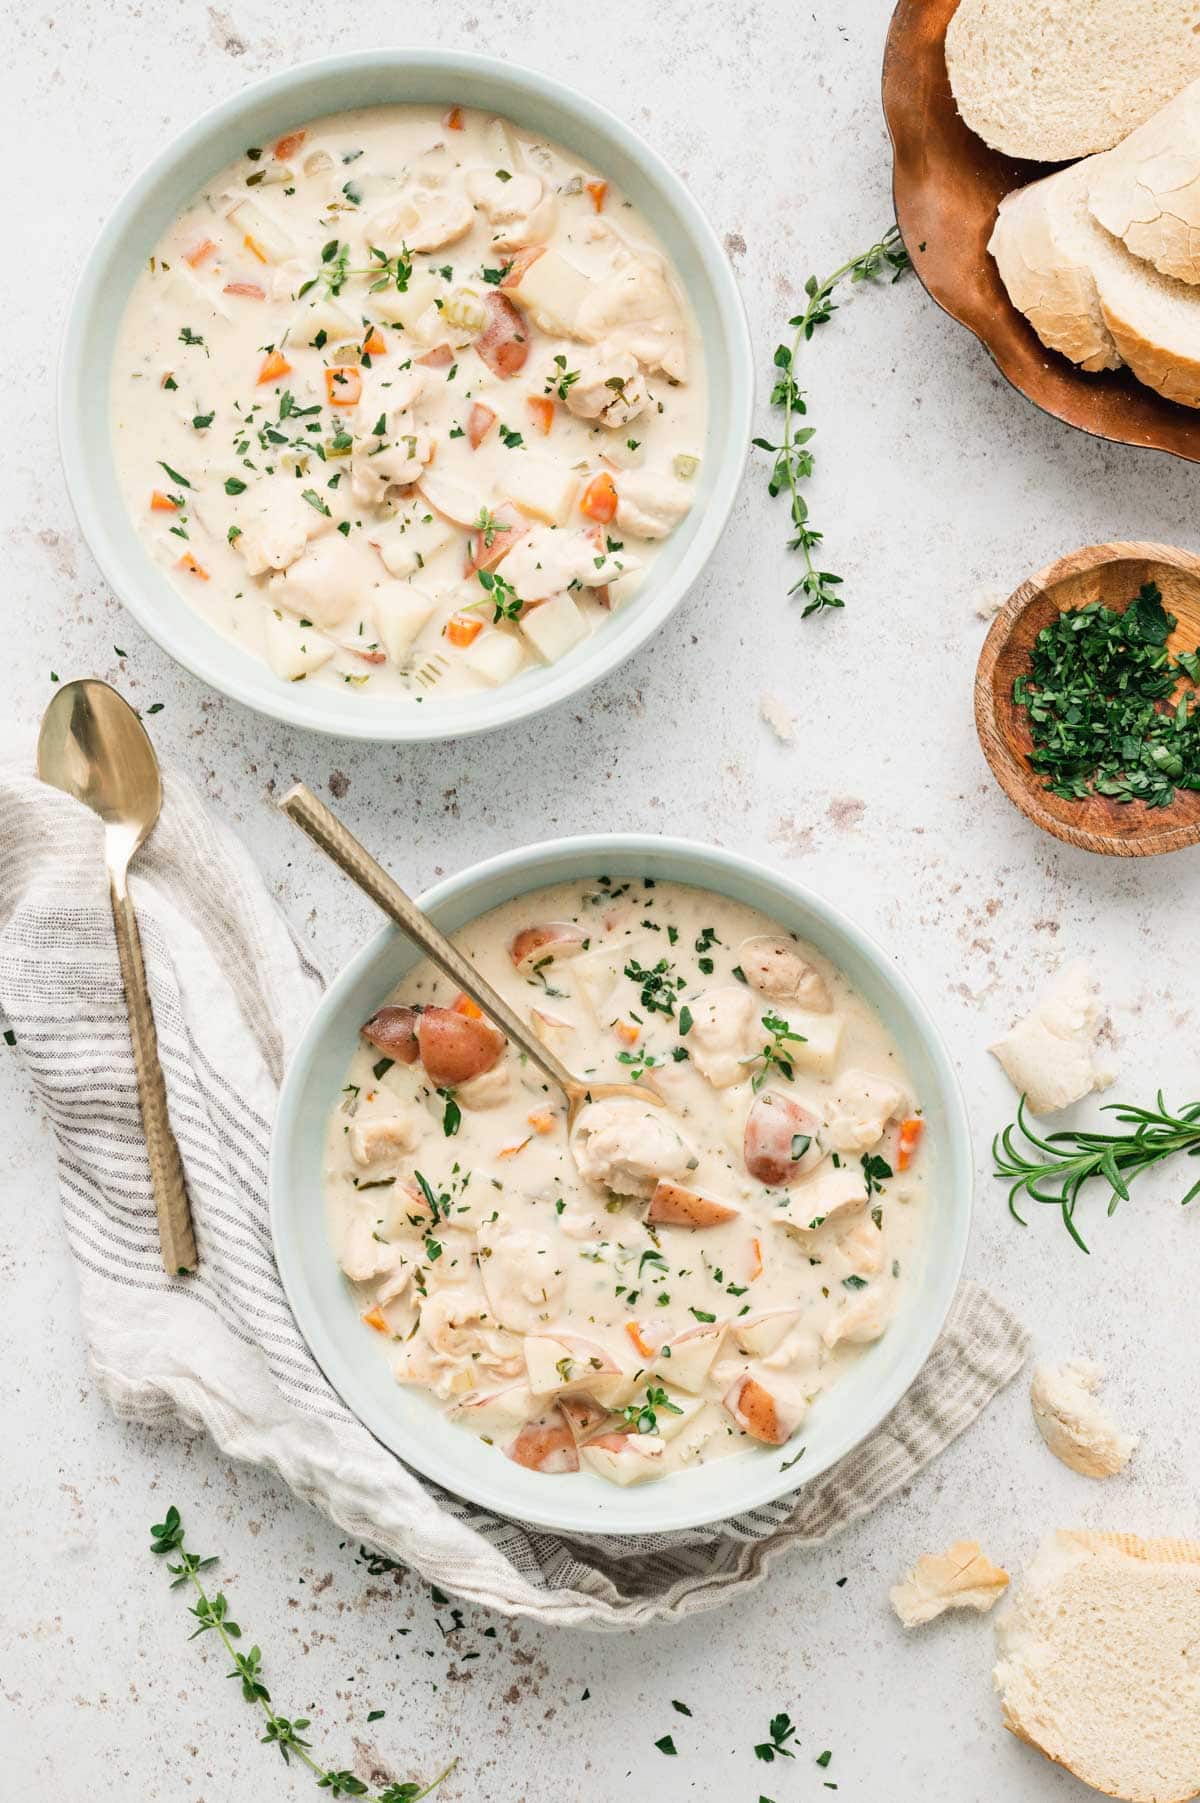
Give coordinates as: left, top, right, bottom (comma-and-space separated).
988, 158, 1123, 371
946, 0, 1200, 162
994, 1531, 1200, 1803
1090, 76, 1200, 284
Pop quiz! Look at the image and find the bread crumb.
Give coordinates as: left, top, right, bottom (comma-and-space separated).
890, 1539, 1010, 1627
989, 959, 1115, 1116
1030, 1358, 1136, 1478
974, 587, 1004, 619
759, 693, 795, 744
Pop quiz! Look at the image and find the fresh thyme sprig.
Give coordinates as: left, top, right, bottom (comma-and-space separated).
299, 240, 414, 301
747, 1012, 807, 1092
994, 1093, 1200, 1252
753, 225, 911, 617
150, 1507, 452, 1801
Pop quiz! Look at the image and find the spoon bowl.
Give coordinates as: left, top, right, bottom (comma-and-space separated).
974, 541, 1200, 857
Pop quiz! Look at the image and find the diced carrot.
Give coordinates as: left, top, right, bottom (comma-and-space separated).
442, 106, 464, 130
243, 232, 269, 263
417, 343, 454, 368
580, 471, 618, 524
896, 1116, 925, 1171
149, 490, 178, 512
183, 237, 216, 267
445, 612, 483, 648
362, 327, 387, 357
498, 1136, 532, 1159
223, 281, 265, 299
257, 349, 292, 385
527, 1109, 557, 1135
526, 395, 555, 436
177, 552, 209, 580
273, 129, 307, 160
467, 402, 497, 449
452, 992, 483, 1019
325, 365, 363, 406
361, 1305, 390, 1334
585, 179, 609, 213
625, 1321, 656, 1360
614, 1019, 640, 1046
749, 1237, 764, 1282
500, 246, 545, 289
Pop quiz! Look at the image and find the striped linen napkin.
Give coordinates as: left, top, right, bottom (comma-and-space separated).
0, 760, 1029, 1629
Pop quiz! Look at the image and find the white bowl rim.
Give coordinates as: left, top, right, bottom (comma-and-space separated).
57, 47, 753, 743
269, 832, 974, 1538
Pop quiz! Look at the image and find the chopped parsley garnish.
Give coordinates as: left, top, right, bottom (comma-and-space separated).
301, 488, 332, 517
624, 956, 683, 1018
754, 1714, 796, 1763
439, 1089, 461, 1137
654, 1735, 677, 1757
372, 1057, 394, 1081
861, 1152, 892, 1196
224, 477, 247, 495
1013, 581, 1200, 808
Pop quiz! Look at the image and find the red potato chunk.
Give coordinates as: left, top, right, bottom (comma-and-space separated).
475, 292, 529, 378
647, 1179, 740, 1229
464, 510, 528, 576
361, 1005, 421, 1064
507, 1410, 580, 1473
509, 921, 588, 973
416, 343, 454, 368
744, 1093, 824, 1187
560, 1394, 611, 1442
467, 402, 497, 449
416, 1006, 505, 1088
723, 1374, 803, 1446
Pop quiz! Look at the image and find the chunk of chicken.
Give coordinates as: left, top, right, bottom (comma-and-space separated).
348, 1114, 420, 1170
823, 1069, 905, 1154
822, 1287, 890, 1348
687, 985, 757, 1088
234, 478, 330, 575
838, 1219, 885, 1279
268, 536, 373, 630
477, 1221, 567, 1334
772, 1162, 868, 1238
613, 470, 694, 541
561, 341, 650, 429
731, 1309, 804, 1357
743, 1092, 824, 1186
493, 525, 636, 601
368, 184, 474, 252
455, 1062, 512, 1110
465, 166, 558, 249
571, 1099, 696, 1198
739, 936, 832, 1011
350, 429, 435, 508
576, 254, 688, 381
523, 1333, 618, 1396
338, 1212, 406, 1283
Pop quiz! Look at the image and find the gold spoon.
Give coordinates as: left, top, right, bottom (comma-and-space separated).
278, 783, 664, 1123
38, 680, 198, 1275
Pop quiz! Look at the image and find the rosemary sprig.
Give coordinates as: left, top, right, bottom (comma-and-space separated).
993, 1093, 1200, 1252
150, 1507, 452, 1801
753, 225, 911, 616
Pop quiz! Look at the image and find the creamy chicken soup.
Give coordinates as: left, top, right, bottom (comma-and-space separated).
324, 879, 929, 1487
111, 106, 706, 702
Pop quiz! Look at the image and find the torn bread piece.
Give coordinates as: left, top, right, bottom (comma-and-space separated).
990, 959, 1114, 1116
1031, 1359, 1137, 1479
994, 1531, 1200, 1803
890, 1540, 1010, 1627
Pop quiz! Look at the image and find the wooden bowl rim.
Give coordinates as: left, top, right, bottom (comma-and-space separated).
974, 541, 1200, 857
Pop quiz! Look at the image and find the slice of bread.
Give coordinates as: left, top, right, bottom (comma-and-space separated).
946, 0, 1200, 162
988, 158, 1124, 371
991, 155, 1200, 404
1090, 76, 1200, 284
994, 1531, 1200, 1803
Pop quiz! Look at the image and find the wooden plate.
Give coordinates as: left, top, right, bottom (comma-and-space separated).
882, 0, 1200, 465
975, 542, 1200, 857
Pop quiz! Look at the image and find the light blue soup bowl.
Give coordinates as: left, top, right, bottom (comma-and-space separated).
270, 836, 973, 1537
59, 51, 752, 742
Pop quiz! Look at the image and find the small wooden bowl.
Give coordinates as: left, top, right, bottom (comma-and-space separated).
882, 0, 1200, 465
975, 542, 1200, 856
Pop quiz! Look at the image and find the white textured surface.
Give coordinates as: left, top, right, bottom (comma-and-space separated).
5, 2, 1200, 1798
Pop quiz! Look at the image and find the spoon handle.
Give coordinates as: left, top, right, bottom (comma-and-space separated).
109, 878, 198, 1276
278, 784, 577, 1098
